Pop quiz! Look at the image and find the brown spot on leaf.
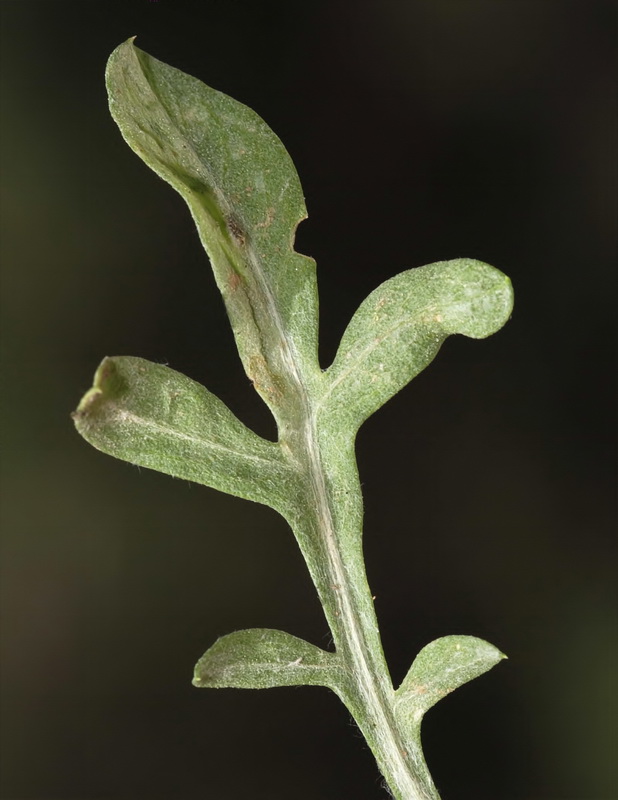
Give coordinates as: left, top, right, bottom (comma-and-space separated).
226, 214, 246, 246
247, 354, 283, 402
229, 271, 242, 292
256, 207, 275, 229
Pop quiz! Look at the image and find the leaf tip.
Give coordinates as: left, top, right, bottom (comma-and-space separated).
72, 356, 125, 431
450, 259, 514, 340
192, 671, 205, 688
72, 385, 103, 420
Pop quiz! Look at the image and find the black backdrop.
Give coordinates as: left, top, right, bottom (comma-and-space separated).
1, 2, 616, 798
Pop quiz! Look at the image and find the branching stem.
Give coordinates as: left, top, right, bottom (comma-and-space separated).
86, 39, 512, 799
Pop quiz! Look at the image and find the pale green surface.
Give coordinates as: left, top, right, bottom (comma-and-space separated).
323, 259, 513, 432
105, 39, 321, 428
193, 628, 344, 690
72, 356, 299, 519
74, 39, 514, 799
394, 635, 506, 733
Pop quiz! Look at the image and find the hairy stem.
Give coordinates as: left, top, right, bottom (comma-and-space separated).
281, 404, 440, 799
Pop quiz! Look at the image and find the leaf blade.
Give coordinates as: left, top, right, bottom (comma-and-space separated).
72, 356, 297, 516
394, 635, 506, 730
193, 629, 343, 690
105, 40, 320, 417
322, 259, 513, 432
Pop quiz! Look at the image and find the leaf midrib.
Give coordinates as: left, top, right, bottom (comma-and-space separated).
107, 405, 278, 467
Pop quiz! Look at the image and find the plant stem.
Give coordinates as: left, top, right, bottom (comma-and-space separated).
282, 409, 440, 800
243, 226, 440, 796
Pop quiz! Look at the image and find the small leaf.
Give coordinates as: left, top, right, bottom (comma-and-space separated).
394, 635, 506, 729
322, 259, 513, 432
193, 629, 343, 690
72, 356, 298, 517
105, 40, 320, 417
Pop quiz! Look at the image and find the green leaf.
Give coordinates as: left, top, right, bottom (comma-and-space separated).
394, 635, 506, 730
72, 356, 298, 516
193, 629, 343, 690
105, 40, 320, 419
321, 259, 514, 432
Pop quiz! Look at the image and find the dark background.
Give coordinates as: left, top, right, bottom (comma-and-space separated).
1, 1, 615, 798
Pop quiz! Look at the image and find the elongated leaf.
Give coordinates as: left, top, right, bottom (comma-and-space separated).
322, 259, 513, 432
394, 635, 506, 731
193, 629, 343, 690
72, 356, 298, 516
105, 40, 320, 419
